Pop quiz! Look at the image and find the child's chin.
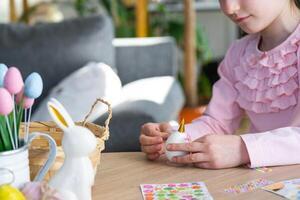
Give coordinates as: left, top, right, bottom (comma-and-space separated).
239, 26, 261, 35
239, 22, 268, 35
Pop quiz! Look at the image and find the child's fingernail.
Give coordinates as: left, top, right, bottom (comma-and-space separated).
167, 144, 171, 150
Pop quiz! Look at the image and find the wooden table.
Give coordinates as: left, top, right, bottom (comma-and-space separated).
93, 152, 300, 200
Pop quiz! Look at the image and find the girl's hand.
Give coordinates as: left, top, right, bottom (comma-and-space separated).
140, 123, 171, 161
166, 135, 250, 169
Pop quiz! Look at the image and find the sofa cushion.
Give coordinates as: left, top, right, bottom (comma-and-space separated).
0, 15, 115, 107
90, 76, 185, 152
32, 62, 121, 122
116, 76, 185, 122
98, 109, 155, 152
113, 37, 178, 85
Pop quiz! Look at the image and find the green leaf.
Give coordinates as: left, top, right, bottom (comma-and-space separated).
198, 73, 212, 99
75, 0, 88, 16
0, 135, 4, 152
196, 24, 212, 64
8, 111, 15, 146
0, 116, 13, 151
16, 104, 24, 143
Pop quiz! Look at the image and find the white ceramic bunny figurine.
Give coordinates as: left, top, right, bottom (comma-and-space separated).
47, 98, 97, 200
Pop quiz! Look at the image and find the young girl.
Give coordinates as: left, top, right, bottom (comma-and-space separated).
140, 0, 300, 169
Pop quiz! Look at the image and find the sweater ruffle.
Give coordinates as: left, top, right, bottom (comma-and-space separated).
234, 32, 300, 113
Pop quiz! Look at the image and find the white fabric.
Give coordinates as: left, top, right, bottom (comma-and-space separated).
116, 76, 184, 122
32, 62, 121, 122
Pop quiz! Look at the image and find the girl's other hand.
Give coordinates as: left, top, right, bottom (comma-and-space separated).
140, 122, 171, 161
166, 135, 250, 169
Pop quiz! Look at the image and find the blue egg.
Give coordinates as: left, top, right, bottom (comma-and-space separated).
24, 72, 43, 99
0, 64, 8, 87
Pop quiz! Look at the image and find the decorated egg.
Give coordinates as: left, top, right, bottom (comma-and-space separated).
165, 119, 188, 161
24, 72, 43, 99
0, 88, 13, 115
22, 97, 35, 109
22, 181, 63, 200
4, 67, 23, 95
0, 64, 8, 87
0, 184, 26, 200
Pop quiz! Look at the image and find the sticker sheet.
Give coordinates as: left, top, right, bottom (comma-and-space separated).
224, 178, 273, 194
262, 179, 300, 200
140, 182, 213, 200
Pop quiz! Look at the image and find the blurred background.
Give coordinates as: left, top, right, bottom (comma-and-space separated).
0, 0, 239, 102
0, 0, 245, 151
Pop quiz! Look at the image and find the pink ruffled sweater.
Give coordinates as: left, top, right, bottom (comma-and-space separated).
186, 25, 300, 168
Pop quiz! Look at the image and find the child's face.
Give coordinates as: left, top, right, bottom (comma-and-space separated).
219, 0, 291, 34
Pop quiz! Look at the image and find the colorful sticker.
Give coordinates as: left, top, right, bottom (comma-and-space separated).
140, 182, 213, 200
224, 178, 273, 194
254, 167, 273, 173
262, 179, 300, 200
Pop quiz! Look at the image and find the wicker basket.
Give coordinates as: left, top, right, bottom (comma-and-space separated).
19, 98, 112, 181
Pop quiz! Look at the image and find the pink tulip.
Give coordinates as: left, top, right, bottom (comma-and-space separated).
23, 97, 35, 109
4, 67, 24, 95
0, 88, 13, 115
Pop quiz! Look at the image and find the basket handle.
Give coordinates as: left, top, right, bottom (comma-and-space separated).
82, 98, 112, 132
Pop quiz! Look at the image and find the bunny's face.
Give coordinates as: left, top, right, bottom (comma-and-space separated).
62, 126, 97, 157
47, 98, 97, 157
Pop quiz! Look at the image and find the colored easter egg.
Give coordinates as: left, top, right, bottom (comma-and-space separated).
165, 131, 188, 161
4, 67, 24, 95
22, 96, 34, 109
24, 72, 43, 99
22, 182, 63, 200
0, 88, 13, 115
0, 64, 8, 87
0, 185, 25, 200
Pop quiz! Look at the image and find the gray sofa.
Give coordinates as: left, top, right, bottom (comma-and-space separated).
0, 14, 185, 152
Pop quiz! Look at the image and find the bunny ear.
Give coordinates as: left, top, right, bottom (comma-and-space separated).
47, 98, 75, 131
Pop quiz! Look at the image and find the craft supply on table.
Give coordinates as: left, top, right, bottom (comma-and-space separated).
262, 178, 300, 200
254, 167, 272, 173
140, 182, 213, 200
224, 178, 273, 194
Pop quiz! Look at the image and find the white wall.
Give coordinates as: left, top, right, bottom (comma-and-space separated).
148, 1, 238, 59
197, 11, 238, 59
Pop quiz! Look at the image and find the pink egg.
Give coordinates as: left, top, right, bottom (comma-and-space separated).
23, 96, 34, 109
0, 88, 13, 115
22, 181, 63, 200
16, 88, 24, 104
4, 67, 24, 95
